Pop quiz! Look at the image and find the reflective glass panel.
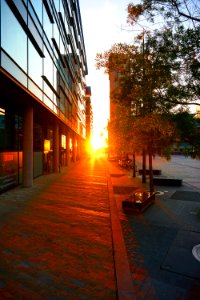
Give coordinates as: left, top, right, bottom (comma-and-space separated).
30, 0, 42, 23
1, 52, 27, 87
43, 4, 53, 42
1, 0, 27, 73
28, 39, 43, 89
43, 47, 53, 99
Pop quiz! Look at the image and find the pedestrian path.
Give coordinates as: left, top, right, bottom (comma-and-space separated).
0, 157, 118, 299
108, 159, 200, 300
1, 155, 200, 300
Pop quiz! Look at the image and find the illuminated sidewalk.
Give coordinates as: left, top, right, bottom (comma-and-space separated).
0, 157, 119, 299
0, 155, 200, 299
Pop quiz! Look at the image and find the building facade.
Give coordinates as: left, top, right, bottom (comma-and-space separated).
0, 0, 88, 192
85, 86, 93, 151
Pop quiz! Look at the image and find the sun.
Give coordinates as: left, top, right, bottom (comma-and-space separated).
91, 136, 105, 150
89, 129, 108, 153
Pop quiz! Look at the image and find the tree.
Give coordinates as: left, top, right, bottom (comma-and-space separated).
96, 16, 200, 192
126, 1, 200, 105
127, 0, 200, 27
131, 114, 176, 191
172, 110, 200, 158
97, 26, 200, 112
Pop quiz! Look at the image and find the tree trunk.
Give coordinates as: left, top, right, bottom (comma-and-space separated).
142, 149, 146, 183
149, 147, 154, 192
132, 152, 136, 177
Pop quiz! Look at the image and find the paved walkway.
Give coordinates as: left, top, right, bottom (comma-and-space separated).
0, 156, 118, 299
0, 155, 200, 299
109, 157, 200, 300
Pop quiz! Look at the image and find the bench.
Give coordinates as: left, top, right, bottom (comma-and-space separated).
138, 169, 161, 175
153, 177, 182, 186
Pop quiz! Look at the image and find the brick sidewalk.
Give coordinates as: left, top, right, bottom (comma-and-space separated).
0, 157, 119, 299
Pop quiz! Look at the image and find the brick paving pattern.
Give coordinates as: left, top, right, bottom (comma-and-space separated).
0, 155, 200, 299
0, 157, 116, 300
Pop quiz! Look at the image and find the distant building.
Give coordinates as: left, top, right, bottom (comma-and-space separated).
0, 0, 88, 192
195, 105, 200, 119
85, 86, 93, 151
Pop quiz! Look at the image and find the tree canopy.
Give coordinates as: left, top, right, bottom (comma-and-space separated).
96, 1, 200, 162
127, 0, 200, 27
96, 25, 200, 112
172, 110, 200, 158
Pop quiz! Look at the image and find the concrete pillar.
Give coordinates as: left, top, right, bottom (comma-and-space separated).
23, 106, 33, 187
53, 123, 60, 173
72, 136, 77, 162
77, 137, 81, 160
66, 131, 70, 165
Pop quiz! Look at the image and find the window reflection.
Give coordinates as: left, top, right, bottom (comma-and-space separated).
28, 14, 43, 53
30, 0, 42, 23
43, 4, 53, 42
43, 47, 53, 99
44, 94, 54, 110
1, 0, 27, 73
28, 39, 42, 89
0, 0, 86, 128
1, 51, 27, 87
54, 0, 59, 12
28, 79, 43, 101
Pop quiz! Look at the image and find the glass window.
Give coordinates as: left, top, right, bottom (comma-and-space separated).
43, 47, 53, 83
53, 64, 59, 106
43, 3, 53, 43
28, 0, 43, 40
28, 15, 43, 53
30, 0, 42, 23
60, 35, 65, 56
1, 0, 27, 73
53, 21, 60, 48
44, 94, 54, 110
1, 52, 27, 87
13, 0, 27, 25
60, 0, 64, 16
34, 123, 43, 151
43, 81, 53, 102
60, 90, 66, 114
28, 39, 43, 89
28, 79, 43, 101
54, 0, 60, 12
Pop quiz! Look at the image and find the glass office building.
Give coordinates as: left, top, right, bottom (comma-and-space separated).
0, 0, 88, 192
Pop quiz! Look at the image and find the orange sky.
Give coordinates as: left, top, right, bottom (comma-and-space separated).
80, 0, 134, 147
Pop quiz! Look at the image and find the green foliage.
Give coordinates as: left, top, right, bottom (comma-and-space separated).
131, 113, 177, 157
172, 111, 200, 159
96, 3, 200, 159
96, 25, 200, 111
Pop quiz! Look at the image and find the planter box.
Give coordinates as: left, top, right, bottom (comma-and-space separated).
122, 192, 155, 213
153, 177, 182, 186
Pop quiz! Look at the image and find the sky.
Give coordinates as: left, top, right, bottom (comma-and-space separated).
79, 0, 136, 146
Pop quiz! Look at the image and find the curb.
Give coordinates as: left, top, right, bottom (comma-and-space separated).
107, 174, 136, 300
